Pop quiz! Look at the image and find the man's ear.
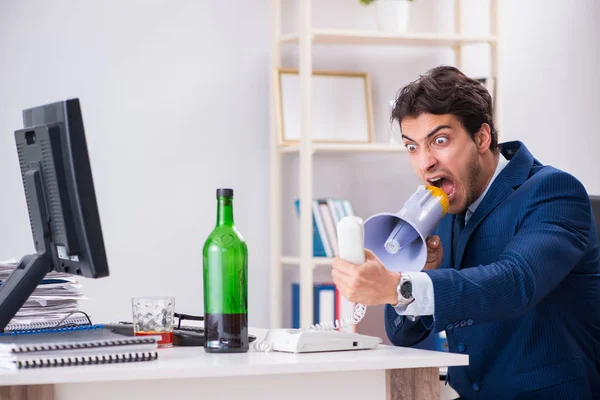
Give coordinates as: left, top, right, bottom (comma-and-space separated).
475, 123, 492, 153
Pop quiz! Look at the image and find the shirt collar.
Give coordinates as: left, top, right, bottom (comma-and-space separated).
465, 153, 509, 224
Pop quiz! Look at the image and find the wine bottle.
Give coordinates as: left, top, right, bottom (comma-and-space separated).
203, 188, 249, 353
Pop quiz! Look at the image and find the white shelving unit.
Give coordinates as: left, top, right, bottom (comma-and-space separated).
269, 0, 500, 329
280, 28, 497, 47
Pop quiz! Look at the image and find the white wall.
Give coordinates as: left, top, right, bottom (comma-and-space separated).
0, 0, 270, 326
0, 0, 598, 331
499, 0, 600, 195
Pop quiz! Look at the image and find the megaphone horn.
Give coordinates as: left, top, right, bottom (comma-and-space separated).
364, 186, 449, 273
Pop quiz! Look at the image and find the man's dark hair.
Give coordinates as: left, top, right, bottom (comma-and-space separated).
391, 65, 498, 152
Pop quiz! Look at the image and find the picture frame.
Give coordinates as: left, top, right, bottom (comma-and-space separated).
276, 68, 374, 146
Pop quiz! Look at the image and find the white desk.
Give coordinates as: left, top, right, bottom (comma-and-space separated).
0, 329, 467, 400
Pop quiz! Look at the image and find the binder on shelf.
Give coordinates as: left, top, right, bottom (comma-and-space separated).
0, 325, 159, 370
326, 199, 342, 226
293, 198, 356, 258
317, 200, 338, 256
335, 293, 357, 333
294, 199, 330, 257
291, 283, 336, 329
342, 199, 355, 217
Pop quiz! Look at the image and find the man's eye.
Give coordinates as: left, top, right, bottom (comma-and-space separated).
434, 136, 448, 145
405, 144, 417, 153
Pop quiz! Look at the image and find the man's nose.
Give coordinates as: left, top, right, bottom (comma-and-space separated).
420, 149, 438, 172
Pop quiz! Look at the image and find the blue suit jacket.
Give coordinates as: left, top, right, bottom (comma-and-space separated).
384, 141, 600, 399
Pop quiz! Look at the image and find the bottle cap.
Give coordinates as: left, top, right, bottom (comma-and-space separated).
216, 188, 234, 198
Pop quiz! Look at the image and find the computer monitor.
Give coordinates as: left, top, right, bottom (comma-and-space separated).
590, 195, 600, 241
0, 98, 109, 331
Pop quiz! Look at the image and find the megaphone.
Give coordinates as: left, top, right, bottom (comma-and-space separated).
364, 185, 449, 273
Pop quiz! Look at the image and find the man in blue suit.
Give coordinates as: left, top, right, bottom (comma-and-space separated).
331, 66, 600, 399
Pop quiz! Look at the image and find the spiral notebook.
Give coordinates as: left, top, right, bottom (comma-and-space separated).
0, 325, 159, 370
4, 316, 91, 332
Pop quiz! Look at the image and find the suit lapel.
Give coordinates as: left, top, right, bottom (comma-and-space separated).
453, 141, 535, 269
453, 180, 513, 268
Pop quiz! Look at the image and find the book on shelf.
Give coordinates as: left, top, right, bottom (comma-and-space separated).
291, 282, 357, 333
291, 282, 335, 329
293, 198, 356, 257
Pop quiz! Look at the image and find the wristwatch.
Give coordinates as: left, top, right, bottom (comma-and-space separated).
395, 274, 414, 307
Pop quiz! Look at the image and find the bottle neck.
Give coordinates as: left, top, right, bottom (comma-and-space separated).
216, 197, 234, 226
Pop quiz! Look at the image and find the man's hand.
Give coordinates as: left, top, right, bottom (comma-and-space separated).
331, 249, 400, 306
332, 235, 444, 306
424, 235, 443, 270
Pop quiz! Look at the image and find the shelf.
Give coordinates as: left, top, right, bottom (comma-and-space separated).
280, 142, 407, 153
270, 0, 500, 330
280, 29, 497, 47
281, 256, 335, 267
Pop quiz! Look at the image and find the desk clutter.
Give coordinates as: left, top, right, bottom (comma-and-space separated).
0, 259, 87, 331
0, 305, 260, 371
103, 320, 257, 347
0, 325, 159, 370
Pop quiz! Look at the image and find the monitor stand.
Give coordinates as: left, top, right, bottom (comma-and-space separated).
0, 167, 53, 331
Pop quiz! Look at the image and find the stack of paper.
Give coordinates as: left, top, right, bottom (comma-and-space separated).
0, 258, 88, 330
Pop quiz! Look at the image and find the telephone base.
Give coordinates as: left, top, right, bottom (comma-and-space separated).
262, 329, 382, 353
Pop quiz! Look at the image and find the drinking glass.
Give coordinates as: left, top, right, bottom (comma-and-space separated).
132, 296, 175, 348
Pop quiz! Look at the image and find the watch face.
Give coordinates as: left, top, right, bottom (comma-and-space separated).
400, 281, 413, 299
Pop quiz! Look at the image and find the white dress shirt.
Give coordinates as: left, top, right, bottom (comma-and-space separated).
394, 153, 509, 317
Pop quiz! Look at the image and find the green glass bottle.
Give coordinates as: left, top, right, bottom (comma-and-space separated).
203, 188, 249, 353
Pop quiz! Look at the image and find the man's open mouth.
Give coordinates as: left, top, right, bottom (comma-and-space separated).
428, 176, 456, 200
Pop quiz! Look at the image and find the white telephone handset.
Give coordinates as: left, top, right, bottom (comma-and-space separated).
254, 217, 381, 353
337, 216, 366, 264
310, 216, 367, 330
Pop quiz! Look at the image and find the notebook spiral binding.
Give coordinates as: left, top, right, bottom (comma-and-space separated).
11, 338, 157, 353
10, 337, 157, 354
4, 317, 92, 332
1, 324, 158, 353
16, 351, 158, 369
1, 324, 102, 338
